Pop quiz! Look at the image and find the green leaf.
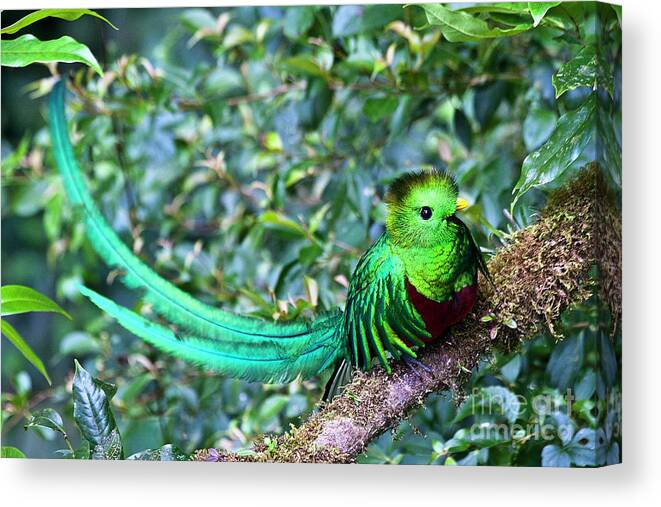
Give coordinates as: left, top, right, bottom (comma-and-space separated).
599, 332, 618, 387
573, 399, 599, 427
1, 446, 27, 458
363, 96, 399, 122
460, 3, 531, 16
454, 386, 521, 424
263, 131, 283, 152
117, 372, 153, 405
72, 441, 91, 459
419, 4, 532, 42
0, 35, 103, 76
44, 192, 64, 241
550, 412, 575, 445
258, 394, 289, 421
13, 371, 32, 397
607, 443, 620, 465
127, 444, 189, 461
259, 210, 308, 239
303, 275, 319, 306
453, 108, 472, 149
91, 429, 123, 460
528, 2, 561, 27
297, 78, 333, 129
72, 359, 123, 459
457, 449, 488, 466
514, 94, 596, 202
523, 106, 557, 151
597, 104, 622, 187
611, 4, 622, 27
439, 428, 471, 454
500, 354, 521, 384
56, 331, 101, 360
283, 6, 317, 39
25, 408, 66, 434
279, 56, 329, 80
332, 5, 402, 38
388, 95, 414, 141
2, 284, 71, 318
473, 81, 507, 129
223, 25, 254, 49
308, 202, 331, 234
0, 8, 117, 35
574, 369, 597, 400
1, 320, 52, 385
285, 393, 309, 418
553, 46, 613, 99
298, 244, 322, 268
546, 334, 584, 391
1, 134, 30, 175
541, 444, 571, 467
203, 67, 243, 97
565, 428, 607, 467
94, 377, 118, 400
180, 8, 216, 31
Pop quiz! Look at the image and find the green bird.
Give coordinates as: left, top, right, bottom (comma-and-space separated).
48, 80, 488, 388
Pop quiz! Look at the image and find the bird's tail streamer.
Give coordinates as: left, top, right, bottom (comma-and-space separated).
49, 79, 345, 383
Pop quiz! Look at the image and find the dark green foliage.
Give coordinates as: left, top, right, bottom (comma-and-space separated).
127, 444, 189, 461
1, 3, 620, 465
72, 360, 123, 459
22, 359, 191, 460
0, 9, 115, 75
1, 285, 71, 384
1, 446, 27, 458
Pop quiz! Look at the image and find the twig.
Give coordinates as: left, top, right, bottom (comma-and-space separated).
176, 81, 306, 110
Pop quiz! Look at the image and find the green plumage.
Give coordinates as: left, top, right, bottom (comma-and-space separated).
49, 79, 485, 385
343, 233, 429, 372
78, 286, 342, 382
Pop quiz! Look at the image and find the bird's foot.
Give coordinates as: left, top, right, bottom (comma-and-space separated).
402, 355, 433, 380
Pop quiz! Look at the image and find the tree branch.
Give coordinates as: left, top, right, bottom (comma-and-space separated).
194, 164, 621, 464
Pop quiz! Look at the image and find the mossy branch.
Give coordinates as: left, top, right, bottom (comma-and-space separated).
194, 164, 621, 464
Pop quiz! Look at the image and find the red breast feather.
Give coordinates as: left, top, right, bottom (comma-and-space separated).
404, 281, 477, 343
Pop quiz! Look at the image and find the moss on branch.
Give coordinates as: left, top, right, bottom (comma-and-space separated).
193, 164, 621, 464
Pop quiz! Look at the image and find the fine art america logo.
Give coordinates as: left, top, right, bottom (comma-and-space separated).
466, 387, 622, 443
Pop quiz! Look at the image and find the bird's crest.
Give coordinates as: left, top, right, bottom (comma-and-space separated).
385, 168, 458, 206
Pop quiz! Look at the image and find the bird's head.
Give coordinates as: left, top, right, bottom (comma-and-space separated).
385, 169, 469, 248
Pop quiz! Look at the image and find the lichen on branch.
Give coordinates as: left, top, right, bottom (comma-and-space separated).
194, 164, 621, 464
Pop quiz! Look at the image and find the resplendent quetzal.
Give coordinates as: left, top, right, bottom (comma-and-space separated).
49, 80, 489, 387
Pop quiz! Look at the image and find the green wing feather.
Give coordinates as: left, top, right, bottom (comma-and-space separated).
49, 79, 345, 382
343, 233, 430, 372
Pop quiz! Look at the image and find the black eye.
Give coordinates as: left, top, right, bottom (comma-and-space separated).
420, 206, 433, 220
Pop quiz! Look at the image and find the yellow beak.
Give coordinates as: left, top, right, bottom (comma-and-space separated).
456, 197, 470, 212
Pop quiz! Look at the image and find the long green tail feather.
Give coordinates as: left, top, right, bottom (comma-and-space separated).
49, 79, 346, 382
79, 285, 343, 383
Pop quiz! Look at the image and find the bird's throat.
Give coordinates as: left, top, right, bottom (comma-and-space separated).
392, 238, 474, 302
